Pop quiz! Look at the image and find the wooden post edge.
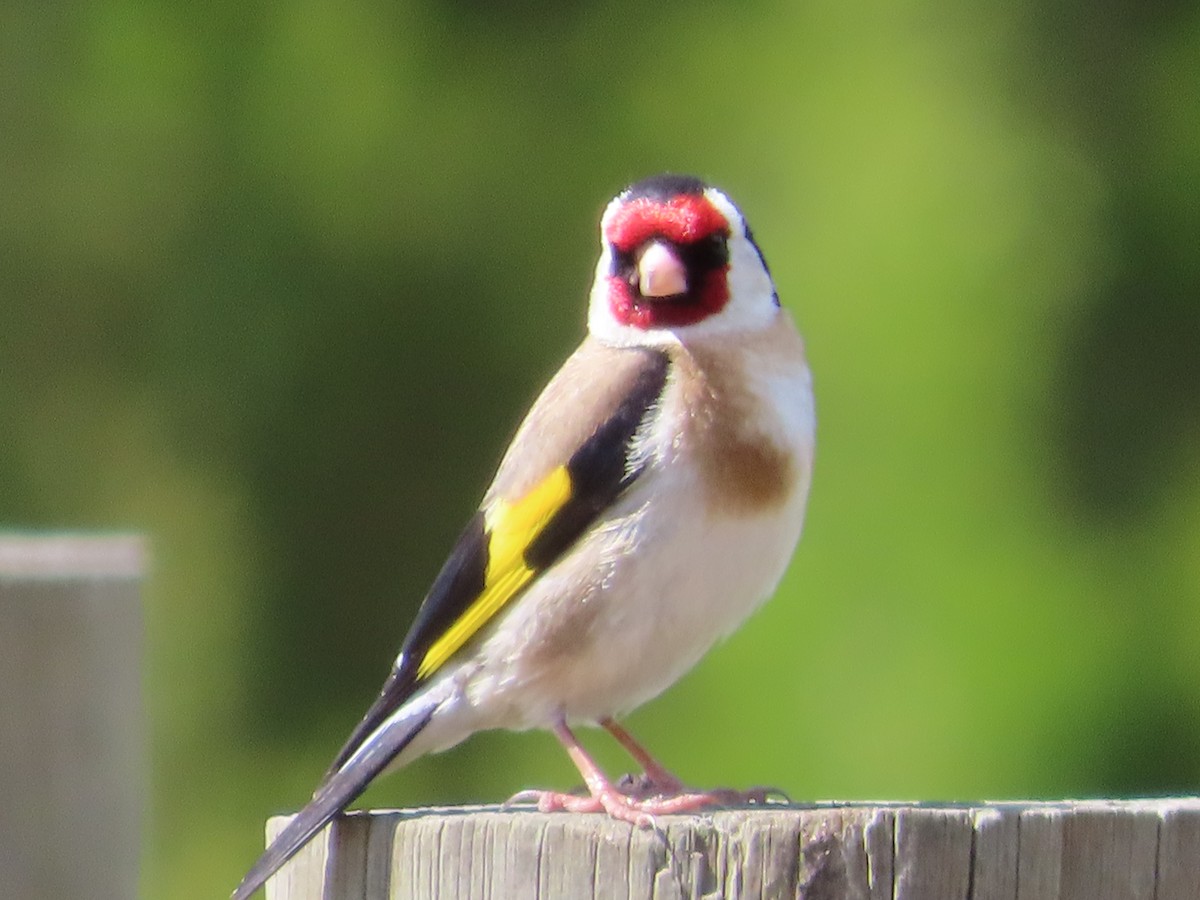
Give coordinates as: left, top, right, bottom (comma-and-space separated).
264, 798, 1200, 899
0, 533, 145, 900
0, 531, 145, 579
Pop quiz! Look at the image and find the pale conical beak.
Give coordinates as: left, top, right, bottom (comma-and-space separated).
637, 241, 688, 298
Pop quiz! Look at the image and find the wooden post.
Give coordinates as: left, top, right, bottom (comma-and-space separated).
0, 534, 144, 900
265, 798, 1200, 899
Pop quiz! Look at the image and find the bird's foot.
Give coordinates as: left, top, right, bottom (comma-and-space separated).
507, 772, 682, 810
512, 719, 789, 828
510, 786, 656, 827
507, 783, 786, 826
667, 785, 790, 807
614, 771, 685, 800
615, 774, 789, 805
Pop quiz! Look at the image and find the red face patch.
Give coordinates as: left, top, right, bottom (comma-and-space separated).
606, 271, 729, 328
604, 194, 732, 329
604, 195, 729, 253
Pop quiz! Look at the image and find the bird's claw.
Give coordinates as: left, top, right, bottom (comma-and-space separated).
506, 782, 786, 824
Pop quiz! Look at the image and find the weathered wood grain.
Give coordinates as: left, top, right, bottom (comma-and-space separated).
264, 798, 1200, 899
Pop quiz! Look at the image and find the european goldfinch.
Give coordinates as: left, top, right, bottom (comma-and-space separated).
232, 174, 815, 899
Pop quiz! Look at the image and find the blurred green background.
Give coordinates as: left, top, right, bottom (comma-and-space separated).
3, 0, 1199, 896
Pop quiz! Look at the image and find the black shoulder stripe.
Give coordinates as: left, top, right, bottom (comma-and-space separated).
524, 349, 670, 570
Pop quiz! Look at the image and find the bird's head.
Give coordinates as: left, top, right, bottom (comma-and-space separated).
588, 174, 778, 344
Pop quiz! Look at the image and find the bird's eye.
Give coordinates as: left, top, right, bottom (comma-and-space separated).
707, 232, 730, 266
679, 231, 730, 273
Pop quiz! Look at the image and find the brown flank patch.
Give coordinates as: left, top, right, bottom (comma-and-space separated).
675, 344, 797, 515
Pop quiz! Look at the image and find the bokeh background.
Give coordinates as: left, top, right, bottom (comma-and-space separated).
3, 0, 1199, 896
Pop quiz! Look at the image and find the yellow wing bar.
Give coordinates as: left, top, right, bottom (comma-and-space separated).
416, 465, 573, 679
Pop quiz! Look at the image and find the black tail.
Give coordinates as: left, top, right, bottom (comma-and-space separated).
231, 701, 436, 900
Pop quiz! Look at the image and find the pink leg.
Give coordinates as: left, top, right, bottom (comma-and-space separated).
602, 718, 785, 807
510, 718, 779, 826
511, 719, 656, 826
600, 717, 686, 794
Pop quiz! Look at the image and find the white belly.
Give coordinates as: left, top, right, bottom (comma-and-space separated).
522, 467, 809, 723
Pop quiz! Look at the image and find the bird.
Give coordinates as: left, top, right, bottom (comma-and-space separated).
232, 173, 815, 899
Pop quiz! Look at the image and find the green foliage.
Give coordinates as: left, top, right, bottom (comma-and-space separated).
2, 1, 1198, 897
